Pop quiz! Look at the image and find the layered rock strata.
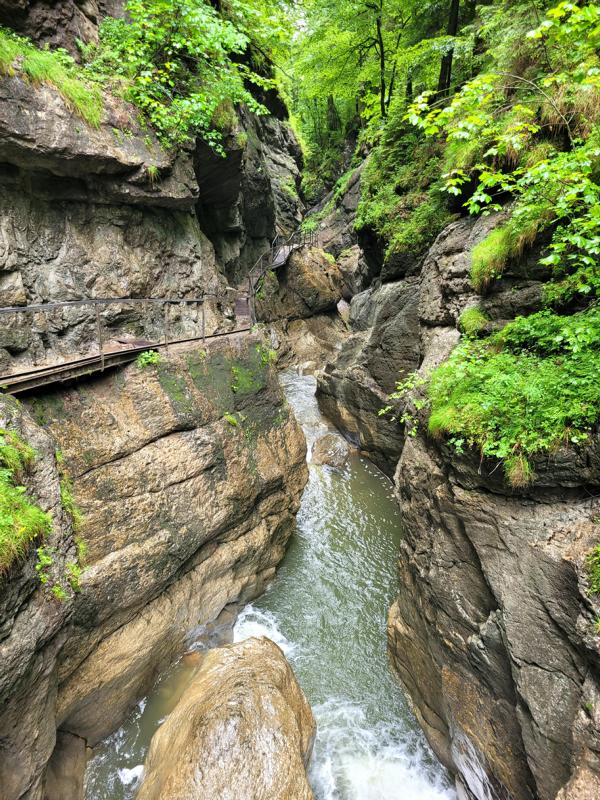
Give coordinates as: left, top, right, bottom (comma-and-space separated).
0, 337, 308, 799
312, 174, 600, 799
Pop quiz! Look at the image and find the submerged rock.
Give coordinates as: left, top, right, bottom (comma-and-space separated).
311, 432, 351, 469
137, 637, 316, 800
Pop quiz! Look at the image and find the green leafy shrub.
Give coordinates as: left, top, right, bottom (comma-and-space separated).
356, 130, 454, 265
223, 412, 239, 427
256, 344, 277, 366
85, 0, 274, 150
0, 27, 102, 126
136, 349, 161, 368
587, 545, 600, 594
408, 1, 600, 305
35, 544, 54, 585
0, 430, 51, 572
66, 560, 83, 592
427, 306, 600, 485
51, 583, 69, 602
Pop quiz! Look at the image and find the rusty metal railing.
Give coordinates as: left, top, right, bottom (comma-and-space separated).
247, 227, 317, 322
0, 224, 317, 392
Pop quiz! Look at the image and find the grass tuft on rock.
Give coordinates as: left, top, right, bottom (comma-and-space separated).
0, 27, 102, 127
587, 545, 600, 595
459, 306, 490, 336
0, 429, 51, 572
470, 217, 542, 292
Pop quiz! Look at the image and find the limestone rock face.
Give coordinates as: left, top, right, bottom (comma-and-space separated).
0, 73, 228, 375
195, 110, 304, 284
316, 278, 420, 475
0, 395, 78, 800
0, 69, 303, 374
383, 216, 600, 800
0, 75, 198, 207
0, 0, 109, 55
0, 337, 308, 800
310, 189, 600, 799
315, 166, 364, 260
257, 247, 345, 322
388, 432, 600, 800
137, 637, 316, 800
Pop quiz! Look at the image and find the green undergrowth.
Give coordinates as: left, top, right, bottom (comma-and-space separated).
587, 545, 600, 595
136, 349, 161, 369
427, 306, 600, 486
0, 27, 102, 126
356, 125, 455, 265
0, 428, 51, 572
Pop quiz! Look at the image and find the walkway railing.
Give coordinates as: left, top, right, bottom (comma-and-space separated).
0, 226, 317, 394
247, 228, 317, 321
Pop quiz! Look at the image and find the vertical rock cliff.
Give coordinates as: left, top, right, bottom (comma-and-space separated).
0, 337, 308, 799
0, 11, 309, 797
307, 172, 600, 799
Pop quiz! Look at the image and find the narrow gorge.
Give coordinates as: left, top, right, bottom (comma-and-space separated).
0, 1, 598, 800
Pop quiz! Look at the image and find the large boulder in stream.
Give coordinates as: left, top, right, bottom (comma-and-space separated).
137, 637, 316, 800
256, 246, 345, 322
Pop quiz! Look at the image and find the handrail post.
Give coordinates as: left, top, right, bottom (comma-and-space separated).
95, 301, 105, 371
163, 301, 169, 353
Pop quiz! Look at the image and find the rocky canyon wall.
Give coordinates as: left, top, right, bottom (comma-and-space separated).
0, 14, 309, 798
307, 169, 600, 799
0, 336, 308, 799
0, 54, 303, 374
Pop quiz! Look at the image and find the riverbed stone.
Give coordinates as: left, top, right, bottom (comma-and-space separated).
136, 637, 316, 800
311, 432, 352, 468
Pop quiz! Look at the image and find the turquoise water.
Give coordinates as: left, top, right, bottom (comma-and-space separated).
233, 372, 455, 800
85, 371, 455, 800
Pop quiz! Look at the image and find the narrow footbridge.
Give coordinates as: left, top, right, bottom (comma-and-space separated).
0, 228, 316, 395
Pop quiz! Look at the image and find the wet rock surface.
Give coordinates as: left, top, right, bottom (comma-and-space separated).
0, 338, 308, 799
0, 73, 303, 374
381, 216, 600, 800
137, 637, 316, 800
195, 110, 303, 285
256, 247, 345, 322
311, 432, 352, 468
316, 277, 420, 476
309, 174, 600, 799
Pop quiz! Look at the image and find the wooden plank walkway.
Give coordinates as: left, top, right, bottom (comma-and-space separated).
0, 227, 317, 395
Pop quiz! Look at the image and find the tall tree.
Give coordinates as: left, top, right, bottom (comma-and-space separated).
437, 0, 460, 96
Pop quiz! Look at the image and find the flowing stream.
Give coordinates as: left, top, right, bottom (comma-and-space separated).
86, 371, 456, 800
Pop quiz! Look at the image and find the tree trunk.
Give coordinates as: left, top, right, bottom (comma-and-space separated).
375, 11, 386, 117
326, 95, 341, 132
437, 0, 460, 97
405, 72, 413, 102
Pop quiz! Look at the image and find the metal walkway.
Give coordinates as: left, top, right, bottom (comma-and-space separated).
0, 228, 316, 395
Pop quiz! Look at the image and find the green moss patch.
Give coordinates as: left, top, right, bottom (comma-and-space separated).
458, 306, 490, 336
0, 428, 51, 572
